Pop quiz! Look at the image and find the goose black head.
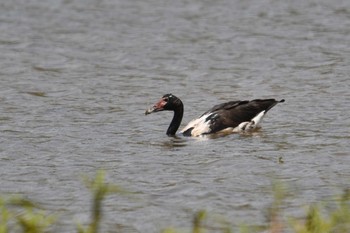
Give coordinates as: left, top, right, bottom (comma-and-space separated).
145, 94, 181, 115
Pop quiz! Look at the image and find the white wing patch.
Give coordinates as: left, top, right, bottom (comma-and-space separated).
180, 112, 214, 136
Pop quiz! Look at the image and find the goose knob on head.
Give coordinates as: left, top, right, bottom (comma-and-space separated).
145, 94, 285, 137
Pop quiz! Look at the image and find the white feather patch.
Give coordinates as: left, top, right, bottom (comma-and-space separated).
251, 110, 266, 126
180, 113, 213, 136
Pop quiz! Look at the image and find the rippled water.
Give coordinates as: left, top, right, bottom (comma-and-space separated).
0, 0, 349, 232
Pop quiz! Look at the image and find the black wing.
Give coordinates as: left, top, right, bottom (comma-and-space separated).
204, 99, 284, 134
200, 100, 246, 117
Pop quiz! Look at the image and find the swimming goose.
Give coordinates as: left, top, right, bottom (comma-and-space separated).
145, 94, 284, 137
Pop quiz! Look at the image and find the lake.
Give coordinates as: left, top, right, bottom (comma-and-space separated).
0, 0, 349, 232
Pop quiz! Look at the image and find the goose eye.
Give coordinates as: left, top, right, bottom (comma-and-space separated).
163, 98, 169, 102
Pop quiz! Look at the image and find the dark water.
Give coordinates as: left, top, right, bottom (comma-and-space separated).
0, 0, 349, 232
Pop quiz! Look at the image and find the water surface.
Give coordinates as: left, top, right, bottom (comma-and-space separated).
0, 0, 349, 232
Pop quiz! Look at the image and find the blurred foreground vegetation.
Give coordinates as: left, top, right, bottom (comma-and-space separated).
1, 171, 349, 233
